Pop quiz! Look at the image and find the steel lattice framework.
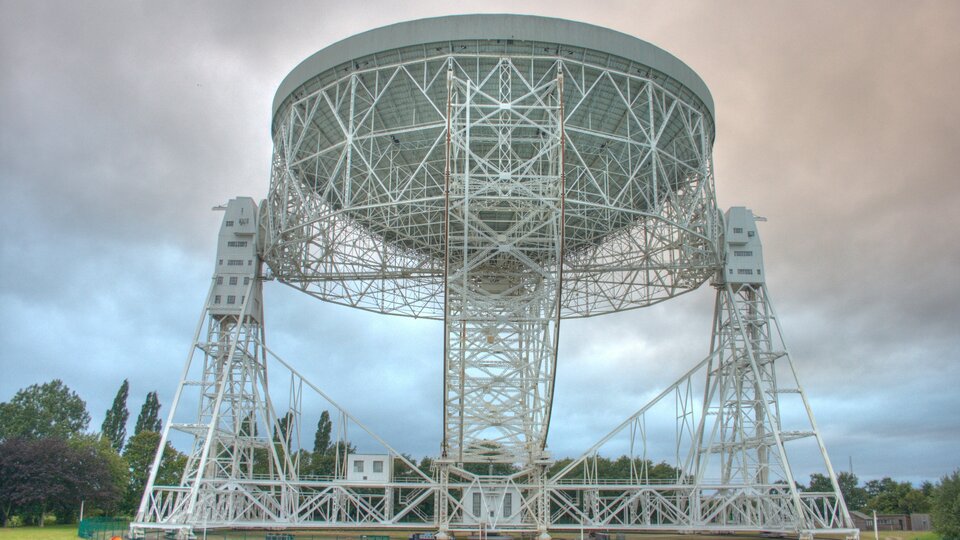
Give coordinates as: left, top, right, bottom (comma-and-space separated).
133, 15, 856, 540
260, 23, 720, 319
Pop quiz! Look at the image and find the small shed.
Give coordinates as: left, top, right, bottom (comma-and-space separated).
345, 453, 392, 483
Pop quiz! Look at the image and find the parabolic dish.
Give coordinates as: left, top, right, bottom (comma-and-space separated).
260, 14, 722, 318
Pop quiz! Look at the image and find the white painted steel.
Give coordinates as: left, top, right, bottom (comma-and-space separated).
260, 15, 721, 319
134, 208, 857, 537
132, 16, 854, 540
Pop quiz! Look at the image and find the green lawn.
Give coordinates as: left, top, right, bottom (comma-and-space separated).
860, 532, 941, 540
0, 525, 77, 540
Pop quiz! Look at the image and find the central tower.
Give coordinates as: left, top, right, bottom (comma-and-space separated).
442, 57, 565, 465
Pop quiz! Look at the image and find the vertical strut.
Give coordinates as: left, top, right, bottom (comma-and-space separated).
542, 67, 565, 449
442, 61, 454, 460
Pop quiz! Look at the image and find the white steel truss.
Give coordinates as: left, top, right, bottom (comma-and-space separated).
134, 29, 854, 540
540, 210, 853, 538
441, 60, 563, 465
260, 48, 720, 320
545, 280, 855, 537
133, 202, 856, 540
135, 200, 439, 538
134, 199, 298, 534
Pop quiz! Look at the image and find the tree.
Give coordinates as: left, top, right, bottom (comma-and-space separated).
274, 411, 295, 447
66, 435, 127, 519
134, 392, 162, 435
0, 380, 90, 441
313, 410, 332, 455
301, 440, 358, 478
548, 456, 677, 483
863, 477, 930, 514
101, 380, 129, 452
0, 437, 123, 526
808, 472, 867, 511
121, 430, 186, 516
393, 453, 429, 481
901, 488, 932, 513
647, 460, 680, 482
271, 411, 297, 470
932, 469, 960, 540
239, 412, 257, 437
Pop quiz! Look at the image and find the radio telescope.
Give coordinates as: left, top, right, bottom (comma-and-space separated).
133, 15, 856, 540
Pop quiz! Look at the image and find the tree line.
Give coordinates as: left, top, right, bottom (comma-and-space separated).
0, 379, 183, 527
806, 470, 959, 538
1, 379, 958, 540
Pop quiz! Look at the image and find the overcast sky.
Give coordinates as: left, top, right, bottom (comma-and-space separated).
2, 0, 958, 486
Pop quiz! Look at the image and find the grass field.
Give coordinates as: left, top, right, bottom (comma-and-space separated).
0, 524, 78, 540
858, 532, 941, 540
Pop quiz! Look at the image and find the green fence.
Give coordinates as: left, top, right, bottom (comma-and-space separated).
77, 517, 129, 540
82, 529, 399, 540
135, 534, 393, 540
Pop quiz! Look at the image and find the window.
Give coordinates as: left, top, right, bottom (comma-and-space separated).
229, 276, 238, 285
733, 227, 743, 233
218, 259, 223, 266
227, 295, 236, 304
227, 241, 247, 247
354, 460, 364, 473
747, 231, 755, 237
240, 296, 245, 304
373, 460, 383, 473
238, 218, 250, 225
248, 260, 252, 265
227, 259, 243, 266
503, 493, 512, 517
225, 220, 234, 227
214, 295, 221, 304
737, 269, 754, 275
216, 276, 223, 285
472, 493, 482, 517
244, 277, 250, 285
734, 250, 753, 257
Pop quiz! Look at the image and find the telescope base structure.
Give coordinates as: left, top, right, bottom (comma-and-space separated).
132, 201, 855, 539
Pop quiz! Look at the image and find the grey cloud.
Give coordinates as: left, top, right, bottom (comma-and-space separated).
1, 0, 958, 484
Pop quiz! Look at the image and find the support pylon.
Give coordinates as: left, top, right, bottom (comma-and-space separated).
689, 206, 854, 534
546, 207, 856, 537
134, 198, 297, 537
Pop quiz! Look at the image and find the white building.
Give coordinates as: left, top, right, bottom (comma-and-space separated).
345, 454, 392, 483
460, 484, 523, 527
722, 206, 766, 284
208, 198, 262, 320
